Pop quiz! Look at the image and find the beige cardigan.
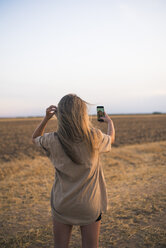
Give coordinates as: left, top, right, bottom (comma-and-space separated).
34, 129, 111, 226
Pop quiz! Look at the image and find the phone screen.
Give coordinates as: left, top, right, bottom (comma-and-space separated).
97, 106, 105, 122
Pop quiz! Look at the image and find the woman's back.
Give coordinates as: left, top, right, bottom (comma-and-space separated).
34, 128, 111, 225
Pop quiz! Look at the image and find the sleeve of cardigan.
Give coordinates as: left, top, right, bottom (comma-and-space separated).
33, 133, 52, 153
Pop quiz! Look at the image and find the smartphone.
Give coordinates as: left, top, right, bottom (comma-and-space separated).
97, 106, 105, 122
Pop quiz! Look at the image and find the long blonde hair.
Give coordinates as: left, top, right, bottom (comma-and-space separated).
57, 94, 96, 164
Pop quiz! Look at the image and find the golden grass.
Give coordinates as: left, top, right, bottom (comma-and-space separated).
0, 139, 166, 247
0, 115, 166, 247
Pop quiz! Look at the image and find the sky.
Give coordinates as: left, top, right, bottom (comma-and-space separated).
0, 0, 166, 117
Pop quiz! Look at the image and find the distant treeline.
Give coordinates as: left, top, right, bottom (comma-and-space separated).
152, 112, 162, 115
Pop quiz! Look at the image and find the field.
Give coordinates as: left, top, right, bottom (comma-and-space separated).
0, 114, 166, 247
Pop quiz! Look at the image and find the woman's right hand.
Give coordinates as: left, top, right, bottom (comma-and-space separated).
45, 105, 57, 120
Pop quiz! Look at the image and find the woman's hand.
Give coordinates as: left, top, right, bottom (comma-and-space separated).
45, 105, 57, 120
32, 105, 57, 141
100, 112, 112, 123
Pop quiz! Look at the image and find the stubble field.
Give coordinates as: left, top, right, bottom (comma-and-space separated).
0, 114, 166, 247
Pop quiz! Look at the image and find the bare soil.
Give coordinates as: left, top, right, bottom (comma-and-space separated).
0, 114, 166, 163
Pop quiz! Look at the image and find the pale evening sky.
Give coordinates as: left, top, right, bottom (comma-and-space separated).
0, 0, 166, 117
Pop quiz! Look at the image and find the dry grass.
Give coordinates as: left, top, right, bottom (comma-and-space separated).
0, 115, 166, 247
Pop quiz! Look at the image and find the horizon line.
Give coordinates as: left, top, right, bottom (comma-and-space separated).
0, 112, 165, 118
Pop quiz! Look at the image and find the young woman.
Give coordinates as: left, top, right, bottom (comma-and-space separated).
32, 94, 115, 248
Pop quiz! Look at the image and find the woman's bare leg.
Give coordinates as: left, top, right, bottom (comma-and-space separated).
80, 220, 101, 248
52, 217, 73, 248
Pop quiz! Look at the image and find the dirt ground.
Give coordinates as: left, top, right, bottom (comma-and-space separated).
0, 114, 166, 163
0, 115, 166, 247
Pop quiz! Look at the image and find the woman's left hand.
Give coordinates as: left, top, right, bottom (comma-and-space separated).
45, 105, 57, 120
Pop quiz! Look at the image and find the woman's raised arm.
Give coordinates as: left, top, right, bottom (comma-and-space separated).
32, 105, 57, 142
100, 112, 115, 144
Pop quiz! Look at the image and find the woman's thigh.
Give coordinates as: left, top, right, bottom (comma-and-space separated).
52, 217, 73, 248
80, 220, 101, 248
